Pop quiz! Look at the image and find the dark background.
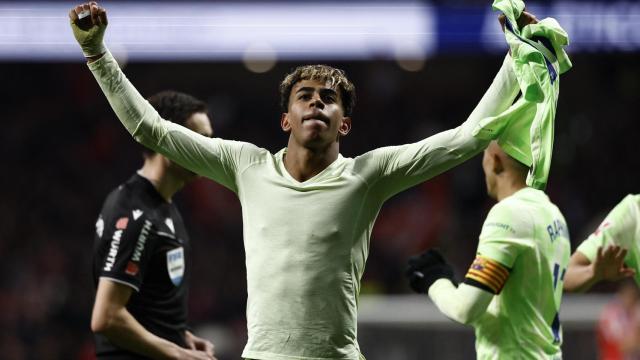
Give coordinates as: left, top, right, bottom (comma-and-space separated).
1, 0, 639, 356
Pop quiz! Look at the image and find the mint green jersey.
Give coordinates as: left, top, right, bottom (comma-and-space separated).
577, 194, 640, 285
87, 51, 519, 360
473, 0, 572, 190
474, 188, 570, 359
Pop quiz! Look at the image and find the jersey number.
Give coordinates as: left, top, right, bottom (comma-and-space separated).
551, 262, 566, 344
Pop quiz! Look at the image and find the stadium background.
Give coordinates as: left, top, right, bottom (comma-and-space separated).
1, 0, 639, 359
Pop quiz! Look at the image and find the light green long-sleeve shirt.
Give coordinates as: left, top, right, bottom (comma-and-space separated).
427, 189, 571, 360
577, 195, 640, 285
474, 188, 570, 359
88, 52, 519, 360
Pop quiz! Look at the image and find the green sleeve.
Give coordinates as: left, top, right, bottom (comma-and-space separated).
361, 54, 519, 199
87, 51, 265, 192
575, 236, 599, 263
477, 200, 533, 268
576, 195, 638, 262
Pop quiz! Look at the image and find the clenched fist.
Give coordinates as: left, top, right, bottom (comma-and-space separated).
69, 1, 108, 58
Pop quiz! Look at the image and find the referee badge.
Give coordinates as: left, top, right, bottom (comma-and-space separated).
166, 247, 185, 286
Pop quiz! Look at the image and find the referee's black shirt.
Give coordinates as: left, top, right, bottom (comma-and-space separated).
92, 174, 191, 359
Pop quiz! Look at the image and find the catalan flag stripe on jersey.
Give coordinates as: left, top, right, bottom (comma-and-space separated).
466, 256, 510, 294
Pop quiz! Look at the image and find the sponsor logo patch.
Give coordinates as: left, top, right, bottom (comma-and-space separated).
594, 220, 613, 236
103, 229, 123, 272
165, 218, 175, 234
95, 217, 104, 238
484, 222, 516, 234
125, 261, 139, 276
116, 217, 129, 230
166, 247, 185, 286
131, 220, 152, 262
132, 209, 143, 220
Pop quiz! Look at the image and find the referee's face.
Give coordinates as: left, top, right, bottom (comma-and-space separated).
281, 79, 352, 149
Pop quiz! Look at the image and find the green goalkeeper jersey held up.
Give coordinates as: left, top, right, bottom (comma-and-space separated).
473, 0, 572, 191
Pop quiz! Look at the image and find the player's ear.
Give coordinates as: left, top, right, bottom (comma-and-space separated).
493, 153, 504, 174
281, 113, 291, 133
338, 117, 351, 137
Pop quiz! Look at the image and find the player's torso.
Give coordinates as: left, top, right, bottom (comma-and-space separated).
236, 154, 381, 284
236, 154, 380, 359
476, 191, 570, 359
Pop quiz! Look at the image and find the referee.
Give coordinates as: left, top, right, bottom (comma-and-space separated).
91, 91, 216, 360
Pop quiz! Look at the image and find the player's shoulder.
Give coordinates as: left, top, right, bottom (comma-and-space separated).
619, 194, 640, 211
220, 138, 271, 157
494, 188, 559, 215
352, 144, 400, 164
600, 194, 640, 234
102, 183, 132, 215
221, 139, 277, 172
618, 194, 640, 225
483, 189, 546, 236
349, 145, 398, 178
487, 191, 532, 219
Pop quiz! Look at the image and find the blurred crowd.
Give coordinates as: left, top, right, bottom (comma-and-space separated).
1, 52, 639, 359
597, 280, 640, 359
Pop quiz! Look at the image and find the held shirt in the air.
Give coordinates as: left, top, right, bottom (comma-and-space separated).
88, 51, 519, 360
473, 188, 571, 359
577, 194, 640, 285
473, 0, 572, 190
92, 174, 191, 359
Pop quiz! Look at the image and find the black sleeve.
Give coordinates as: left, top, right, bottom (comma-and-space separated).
98, 213, 158, 291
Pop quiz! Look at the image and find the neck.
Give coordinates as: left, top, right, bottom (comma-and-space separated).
283, 138, 339, 182
495, 176, 527, 201
138, 156, 185, 202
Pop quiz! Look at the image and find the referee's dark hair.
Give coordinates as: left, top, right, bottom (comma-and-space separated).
143, 90, 210, 157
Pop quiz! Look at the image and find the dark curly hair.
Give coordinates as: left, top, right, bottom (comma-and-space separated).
143, 90, 210, 157
279, 65, 356, 117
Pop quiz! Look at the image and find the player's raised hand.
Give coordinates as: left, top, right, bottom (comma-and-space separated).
69, 1, 108, 58
592, 245, 636, 282
498, 10, 539, 32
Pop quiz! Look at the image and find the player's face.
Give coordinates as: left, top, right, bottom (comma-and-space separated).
482, 148, 498, 200
281, 79, 351, 149
172, 112, 213, 181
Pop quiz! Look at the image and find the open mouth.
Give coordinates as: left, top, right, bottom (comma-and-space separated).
302, 112, 330, 125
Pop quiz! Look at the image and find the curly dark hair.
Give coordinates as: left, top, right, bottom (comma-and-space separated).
143, 90, 210, 157
279, 65, 356, 117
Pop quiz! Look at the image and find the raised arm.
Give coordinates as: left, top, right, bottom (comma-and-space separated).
69, 2, 257, 191
366, 54, 520, 198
